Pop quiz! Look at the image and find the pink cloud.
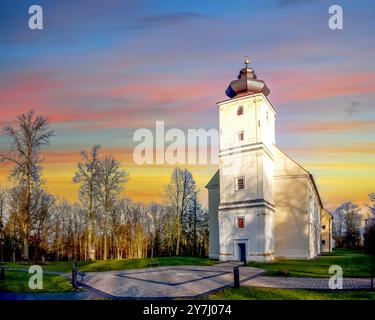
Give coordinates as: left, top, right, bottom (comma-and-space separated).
267, 70, 375, 104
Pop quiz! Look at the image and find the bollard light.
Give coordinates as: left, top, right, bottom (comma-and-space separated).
72, 259, 77, 289
233, 266, 240, 288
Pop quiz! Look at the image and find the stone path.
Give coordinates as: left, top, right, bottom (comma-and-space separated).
243, 276, 373, 290
0, 263, 265, 300
81, 264, 265, 299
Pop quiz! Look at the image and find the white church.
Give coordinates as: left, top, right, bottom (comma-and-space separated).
206, 60, 333, 262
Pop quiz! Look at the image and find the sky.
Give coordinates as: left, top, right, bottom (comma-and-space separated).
0, 0, 374, 212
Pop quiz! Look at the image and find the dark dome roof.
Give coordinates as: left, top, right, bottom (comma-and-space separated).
225, 67, 270, 98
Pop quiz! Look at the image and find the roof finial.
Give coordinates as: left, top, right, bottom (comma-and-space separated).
244, 56, 250, 68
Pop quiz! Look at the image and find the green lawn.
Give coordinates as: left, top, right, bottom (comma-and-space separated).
0, 270, 72, 293
204, 287, 375, 300
247, 248, 375, 278
6, 256, 216, 273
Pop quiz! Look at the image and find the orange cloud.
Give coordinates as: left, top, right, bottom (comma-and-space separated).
288, 142, 375, 155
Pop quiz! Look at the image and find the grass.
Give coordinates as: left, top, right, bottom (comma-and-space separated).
0, 270, 72, 293
6, 256, 216, 273
247, 248, 375, 278
204, 287, 375, 300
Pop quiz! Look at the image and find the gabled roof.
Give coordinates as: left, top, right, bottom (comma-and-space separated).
205, 170, 219, 189
321, 208, 334, 219
274, 144, 324, 209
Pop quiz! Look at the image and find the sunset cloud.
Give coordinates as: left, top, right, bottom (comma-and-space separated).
279, 120, 375, 133
0, 0, 374, 210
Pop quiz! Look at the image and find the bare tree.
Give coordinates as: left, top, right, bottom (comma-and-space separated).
97, 156, 128, 260
0, 188, 5, 227
0, 111, 54, 259
73, 145, 101, 260
334, 201, 361, 248
147, 202, 163, 258
165, 168, 197, 255
30, 189, 55, 261
366, 193, 375, 218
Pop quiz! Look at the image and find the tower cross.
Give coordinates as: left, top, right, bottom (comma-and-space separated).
244, 56, 250, 68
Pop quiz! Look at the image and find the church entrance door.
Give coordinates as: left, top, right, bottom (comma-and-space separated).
238, 243, 246, 263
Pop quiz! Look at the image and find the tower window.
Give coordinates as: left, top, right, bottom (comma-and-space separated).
237, 131, 244, 141
236, 177, 245, 190
237, 217, 245, 228
322, 225, 326, 230
237, 106, 244, 116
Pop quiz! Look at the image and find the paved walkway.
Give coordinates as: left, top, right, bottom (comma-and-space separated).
81, 264, 264, 299
243, 276, 373, 290
1, 263, 265, 300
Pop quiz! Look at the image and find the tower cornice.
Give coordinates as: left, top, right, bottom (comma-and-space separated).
217, 93, 277, 115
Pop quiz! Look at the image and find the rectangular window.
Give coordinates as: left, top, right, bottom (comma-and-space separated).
236, 177, 245, 190
237, 106, 244, 116
237, 217, 245, 228
237, 131, 244, 141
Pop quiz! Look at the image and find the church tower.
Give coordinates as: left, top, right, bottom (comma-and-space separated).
217, 58, 276, 262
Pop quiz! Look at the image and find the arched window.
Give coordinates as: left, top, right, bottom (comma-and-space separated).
237, 106, 244, 116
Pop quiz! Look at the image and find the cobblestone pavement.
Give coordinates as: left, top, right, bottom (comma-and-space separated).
243, 276, 373, 290
81, 264, 265, 299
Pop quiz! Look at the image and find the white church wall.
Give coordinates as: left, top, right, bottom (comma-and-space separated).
219, 98, 257, 150
307, 182, 322, 258
219, 150, 274, 205
218, 207, 274, 262
219, 153, 258, 204
262, 153, 275, 205
321, 209, 333, 253
264, 208, 275, 256
255, 95, 276, 149
208, 186, 220, 259
218, 94, 276, 151
274, 175, 311, 258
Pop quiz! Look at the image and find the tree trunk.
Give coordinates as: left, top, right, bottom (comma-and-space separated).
88, 187, 95, 260
23, 237, 29, 260
103, 198, 109, 260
